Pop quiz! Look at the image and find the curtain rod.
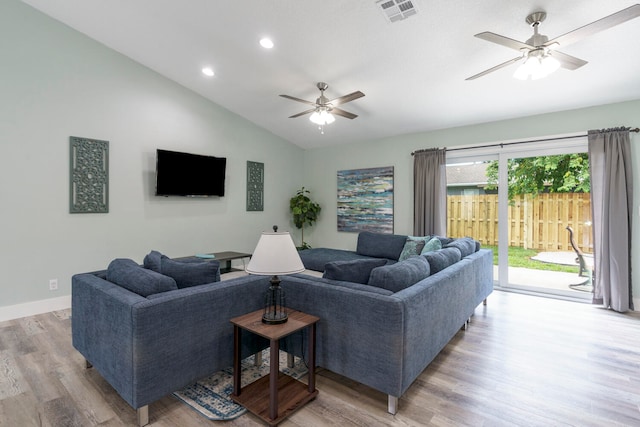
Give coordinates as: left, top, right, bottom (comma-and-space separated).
411, 127, 639, 155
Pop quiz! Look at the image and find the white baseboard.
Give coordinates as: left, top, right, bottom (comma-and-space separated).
634, 297, 640, 312
0, 295, 71, 323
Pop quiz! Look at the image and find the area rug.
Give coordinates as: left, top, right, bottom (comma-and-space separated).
173, 349, 308, 420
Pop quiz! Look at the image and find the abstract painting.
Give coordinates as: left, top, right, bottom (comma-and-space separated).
337, 166, 394, 233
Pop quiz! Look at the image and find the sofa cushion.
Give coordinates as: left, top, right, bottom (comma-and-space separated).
444, 237, 478, 258
422, 247, 462, 274
143, 250, 164, 272
368, 255, 431, 293
298, 248, 392, 272
420, 236, 442, 255
398, 237, 426, 261
106, 258, 178, 297
356, 231, 408, 260
323, 258, 387, 284
160, 257, 221, 288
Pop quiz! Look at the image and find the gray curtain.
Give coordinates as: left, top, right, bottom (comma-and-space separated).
413, 148, 446, 236
588, 128, 633, 312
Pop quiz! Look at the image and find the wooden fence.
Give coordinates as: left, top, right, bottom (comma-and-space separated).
447, 193, 592, 252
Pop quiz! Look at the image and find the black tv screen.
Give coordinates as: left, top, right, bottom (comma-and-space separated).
155, 149, 226, 197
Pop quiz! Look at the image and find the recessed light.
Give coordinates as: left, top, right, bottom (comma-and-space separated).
259, 38, 274, 49
202, 67, 214, 77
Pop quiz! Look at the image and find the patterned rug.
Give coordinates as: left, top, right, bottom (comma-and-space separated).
173, 349, 308, 420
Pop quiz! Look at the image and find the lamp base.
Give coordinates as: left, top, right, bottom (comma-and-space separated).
262, 312, 288, 325
262, 275, 288, 324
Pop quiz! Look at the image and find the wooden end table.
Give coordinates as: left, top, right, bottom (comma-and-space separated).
230, 309, 319, 426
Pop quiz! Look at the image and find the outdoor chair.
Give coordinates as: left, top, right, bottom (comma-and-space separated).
566, 226, 594, 290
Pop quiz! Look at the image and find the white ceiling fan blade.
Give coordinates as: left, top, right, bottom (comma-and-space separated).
466, 56, 523, 81
550, 51, 588, 70
474, 32, 533, 50
545, 4, 640, 48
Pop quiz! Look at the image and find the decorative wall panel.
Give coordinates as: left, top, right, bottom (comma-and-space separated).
70, 136, 109, 213
246, 161, 264, 211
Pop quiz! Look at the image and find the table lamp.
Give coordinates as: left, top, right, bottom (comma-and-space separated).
245, 226, 305, 324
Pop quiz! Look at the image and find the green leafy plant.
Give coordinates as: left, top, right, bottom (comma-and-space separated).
485, 154, 590, 203
290, 187, 321, 250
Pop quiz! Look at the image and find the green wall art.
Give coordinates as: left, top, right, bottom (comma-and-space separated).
337, 166, 394, 233
69, 136, 109, 213
246, 161, 264, 211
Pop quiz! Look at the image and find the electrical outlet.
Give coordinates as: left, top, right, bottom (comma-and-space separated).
49, 279, 58, 291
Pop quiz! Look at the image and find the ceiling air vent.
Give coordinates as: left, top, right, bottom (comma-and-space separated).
376, 0, 418, 23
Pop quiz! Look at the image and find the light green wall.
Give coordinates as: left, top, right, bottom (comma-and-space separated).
0, 0, 304, 310
3, 0, 638, 313
303, 100, 640, 306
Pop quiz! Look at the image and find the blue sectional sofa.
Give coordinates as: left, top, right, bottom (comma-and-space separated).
71, 233, 493, 425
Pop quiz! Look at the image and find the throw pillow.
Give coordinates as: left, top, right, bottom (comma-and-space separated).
160, 257, 221, 288
420, 236, 442, 255
322, 258, 388, 284
422, 247, 462, 274
143, 250, 164, 272
444, 237, 478, 258
106, 258, 178, 297
398, 237, 426, 261
368, 256, 430, 293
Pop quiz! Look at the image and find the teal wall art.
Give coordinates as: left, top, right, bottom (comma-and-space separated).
69, 136, 109, 213
246, 160, 264, 211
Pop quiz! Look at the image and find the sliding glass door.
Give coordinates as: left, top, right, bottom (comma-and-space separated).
446, 136, 592, 300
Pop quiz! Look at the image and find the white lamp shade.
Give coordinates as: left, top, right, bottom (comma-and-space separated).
245, 231, 305, 275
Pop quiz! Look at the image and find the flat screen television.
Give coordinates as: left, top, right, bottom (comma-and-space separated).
155, 149, 226, 197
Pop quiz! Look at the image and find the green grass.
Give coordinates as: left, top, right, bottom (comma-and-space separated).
483, 245, 579, 273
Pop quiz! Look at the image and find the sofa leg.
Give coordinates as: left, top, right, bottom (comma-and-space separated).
287, 353, 295, 368
254, 351, 263, 366
388, 395, 398, 415
483, 298, 487, 306
85, 359, 92, 369
137, 405, 149, 427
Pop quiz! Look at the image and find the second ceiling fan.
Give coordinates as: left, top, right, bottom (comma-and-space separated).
466, 4, 640, 80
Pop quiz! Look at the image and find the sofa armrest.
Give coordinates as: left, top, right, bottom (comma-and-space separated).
72, 273, 269, 409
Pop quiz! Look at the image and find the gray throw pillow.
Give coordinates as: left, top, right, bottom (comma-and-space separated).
444, 237, 478, 258
323, 258, 388, 284
422, 247, 462, 274
368, 256, 430, 293
420, 236, 442, 255
398, 237, 426, 261
106, 258, 178, 297
160, 257, 221, 288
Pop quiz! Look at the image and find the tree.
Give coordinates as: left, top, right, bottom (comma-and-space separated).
289, 187, 321, 249
485, 154, 590, 202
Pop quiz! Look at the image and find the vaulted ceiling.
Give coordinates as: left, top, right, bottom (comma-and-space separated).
21, 0, 640, 149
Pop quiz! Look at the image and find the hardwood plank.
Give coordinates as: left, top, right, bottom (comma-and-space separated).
0, 292, 639, 426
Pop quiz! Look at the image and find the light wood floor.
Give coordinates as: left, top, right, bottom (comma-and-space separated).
1, 291, 639, 426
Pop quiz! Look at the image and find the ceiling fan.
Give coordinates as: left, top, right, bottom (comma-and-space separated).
280, 82, 365, 127
466, 4, 640, 80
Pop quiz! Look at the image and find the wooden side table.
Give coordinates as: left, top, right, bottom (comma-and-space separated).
230, 309, 319, 426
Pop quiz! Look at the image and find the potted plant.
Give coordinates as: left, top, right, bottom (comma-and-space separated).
289, 187, 321, 250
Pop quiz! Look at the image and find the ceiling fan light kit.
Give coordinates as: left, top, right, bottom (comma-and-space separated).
467, 4, 640, 81
513, 50, 561, 80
